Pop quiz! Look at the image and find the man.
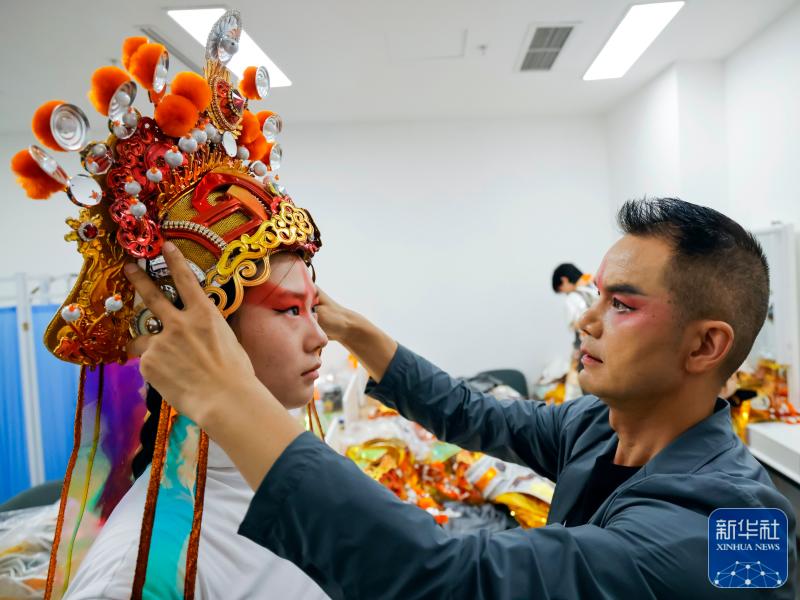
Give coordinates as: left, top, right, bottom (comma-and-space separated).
65, 253, 329, 599
126, 198, 797, 598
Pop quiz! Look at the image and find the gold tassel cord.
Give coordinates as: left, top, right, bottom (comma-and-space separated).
183, 430, 209, 599
131, 400, 172, 600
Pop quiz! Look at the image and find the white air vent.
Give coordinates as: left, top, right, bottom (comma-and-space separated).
519, 26, 573, 71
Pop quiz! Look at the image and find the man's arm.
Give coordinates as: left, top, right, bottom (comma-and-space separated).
238, 433, 655, 600
368, 344, 578, 479
317, 291, 576, 480
240, 434, 796, 600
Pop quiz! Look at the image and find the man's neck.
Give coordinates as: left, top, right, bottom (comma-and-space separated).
608, 388, 717, 467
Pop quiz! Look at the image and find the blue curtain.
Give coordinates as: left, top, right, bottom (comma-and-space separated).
0, 306, 29, 503
32, 305, 79, 482
0, 305, 80, 504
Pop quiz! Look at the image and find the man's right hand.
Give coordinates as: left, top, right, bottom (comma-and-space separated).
315, 287, 398, 383
315, 287, 353, 343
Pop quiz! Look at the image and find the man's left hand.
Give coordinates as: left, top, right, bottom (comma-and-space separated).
124, 241, 256, 429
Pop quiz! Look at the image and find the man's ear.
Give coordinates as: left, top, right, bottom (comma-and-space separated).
684, 320, 735, 378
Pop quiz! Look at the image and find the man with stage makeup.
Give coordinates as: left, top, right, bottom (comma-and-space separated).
126, 198, 797, 599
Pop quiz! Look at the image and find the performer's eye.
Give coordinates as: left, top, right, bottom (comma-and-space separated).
279, 307, 301, 316
611, 298, 633, 312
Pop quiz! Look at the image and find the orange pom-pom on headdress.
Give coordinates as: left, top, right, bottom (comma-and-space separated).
32, 100, 65, 152
239, 67, 261, 100
245, 134, 268, 162
129, 43, 166, 91
171, 72, 212, 112
154, 94, 199, 137
122, 36, 148, 71
239, 111, 260, 144
11, 149, 65, 199
88, 66, 130, 116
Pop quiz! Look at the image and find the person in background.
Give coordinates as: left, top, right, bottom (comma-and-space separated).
552, 263, 598, 333
552, 263, 598, 393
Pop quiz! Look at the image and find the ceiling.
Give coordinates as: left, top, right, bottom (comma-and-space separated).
1, 0, 796, 132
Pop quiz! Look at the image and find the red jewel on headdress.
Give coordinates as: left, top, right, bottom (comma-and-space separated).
78, 222, 99, 241
230, 89, 246, 114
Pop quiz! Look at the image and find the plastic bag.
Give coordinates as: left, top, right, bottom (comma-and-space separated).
0, 502, 58, 599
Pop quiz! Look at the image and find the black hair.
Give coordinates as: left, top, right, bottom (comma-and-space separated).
617, 198, 769, 380
552, 263, 584, 292
132, 384, 163, 479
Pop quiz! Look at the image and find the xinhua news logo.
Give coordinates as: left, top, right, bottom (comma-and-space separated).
708, 508, 788, 589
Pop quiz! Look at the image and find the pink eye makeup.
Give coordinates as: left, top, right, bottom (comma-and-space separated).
244, 265, 319, 316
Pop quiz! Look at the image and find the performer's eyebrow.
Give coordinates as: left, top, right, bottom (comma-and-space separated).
272, 286, 315, 300
603, 283, 645, 296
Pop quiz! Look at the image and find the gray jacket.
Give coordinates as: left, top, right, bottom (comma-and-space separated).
239, 345, 797, 599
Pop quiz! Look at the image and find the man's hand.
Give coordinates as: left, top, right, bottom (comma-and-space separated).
315, 287, 354, 343
315, 286, 398, 383
124, 241, 256, 430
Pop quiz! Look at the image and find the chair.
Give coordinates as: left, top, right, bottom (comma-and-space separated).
476, 369, 529, 398
0, 480, 63, 513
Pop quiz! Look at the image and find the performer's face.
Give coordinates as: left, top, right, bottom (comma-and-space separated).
577, 235, 685, 406
230, 253, 327, 409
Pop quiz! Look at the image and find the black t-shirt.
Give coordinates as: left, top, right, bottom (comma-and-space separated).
565, 452, 640, 526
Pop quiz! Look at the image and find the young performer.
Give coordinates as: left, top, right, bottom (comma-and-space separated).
65, 253, 328, 599
11, 10, 328, 598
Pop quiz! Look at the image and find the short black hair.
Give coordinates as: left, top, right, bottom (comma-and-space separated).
618, 198, 769, 380
552, 263, 584, 292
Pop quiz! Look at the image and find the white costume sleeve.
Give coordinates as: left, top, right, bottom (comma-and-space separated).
64, 443, 330, 600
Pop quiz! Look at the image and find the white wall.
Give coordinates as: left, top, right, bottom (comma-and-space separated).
606, 66, 681, 212
725, 3, 800, 228
676, 62, 728, 209
605, 2, 800, 226
0, 116, 614, 386
605, 61, 728, 213
282, 117, 613, 383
